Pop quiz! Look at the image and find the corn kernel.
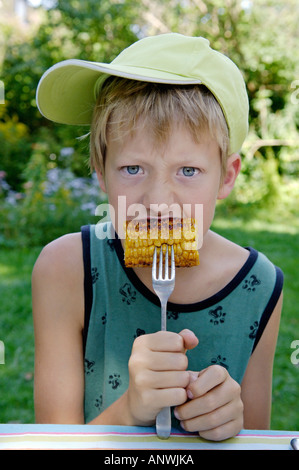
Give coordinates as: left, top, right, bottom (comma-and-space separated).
124, 218, 199, 267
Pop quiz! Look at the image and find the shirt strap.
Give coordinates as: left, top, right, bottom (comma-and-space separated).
81, 225, 92, 354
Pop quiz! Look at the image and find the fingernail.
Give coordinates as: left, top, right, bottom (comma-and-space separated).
189, 372, 198, 383
187, 389, 193, 399
174, 408, 179, 420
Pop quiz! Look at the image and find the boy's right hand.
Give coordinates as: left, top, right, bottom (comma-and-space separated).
126, 329, 198, 426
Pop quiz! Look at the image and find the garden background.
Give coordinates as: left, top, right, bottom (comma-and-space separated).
0, 0, 298, 429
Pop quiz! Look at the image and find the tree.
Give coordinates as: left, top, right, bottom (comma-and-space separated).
2, 0, 142, 132
1, 0, 298, 190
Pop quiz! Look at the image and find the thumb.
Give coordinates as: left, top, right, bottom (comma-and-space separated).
179, 329, 199, 352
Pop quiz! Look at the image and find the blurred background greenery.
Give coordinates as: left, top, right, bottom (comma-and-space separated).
0, 0, 298, 428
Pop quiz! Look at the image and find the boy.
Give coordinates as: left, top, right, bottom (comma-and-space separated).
33, 33, 283, 441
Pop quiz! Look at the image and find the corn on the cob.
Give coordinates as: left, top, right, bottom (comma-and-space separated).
124, 218, 199, 267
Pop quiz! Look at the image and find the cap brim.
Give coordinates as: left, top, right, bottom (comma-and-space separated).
36, 59, 202, 125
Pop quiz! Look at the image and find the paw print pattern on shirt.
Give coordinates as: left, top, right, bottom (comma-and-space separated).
119, 282, 136, 305
211, 355, 229, 370
109, 373, 122, 390
249, 320, 259, 339
208, 306, 226, 325
95, 395, 103, 410
134, 328, 146, 339
85, 359, 95, 375
91, 267, 99, 283
242, 274, 261, 292
167, 311, 180, 320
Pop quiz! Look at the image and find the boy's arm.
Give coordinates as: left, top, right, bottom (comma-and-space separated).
173, 291, 283, 440
240, 291, 283, 429
32, 235, 194, 426
32, 234, 137, 426
32, 233, 86, 424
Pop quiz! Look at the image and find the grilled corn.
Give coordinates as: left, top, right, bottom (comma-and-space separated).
124, 218, 199, 267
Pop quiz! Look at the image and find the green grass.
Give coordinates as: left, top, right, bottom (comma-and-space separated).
0, 212, 298, 429
0, 247, 41, 423
212, 212, 299, 431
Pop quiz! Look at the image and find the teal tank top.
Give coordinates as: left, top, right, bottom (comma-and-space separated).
81, 223, 283, 424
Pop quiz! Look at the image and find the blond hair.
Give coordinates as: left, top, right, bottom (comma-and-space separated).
90, 76, 229, 177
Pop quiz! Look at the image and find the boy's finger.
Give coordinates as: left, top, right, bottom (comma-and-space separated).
187, 365, 229, 398
146, 370, 190, 389
136, 331, 187, 352
178, 329, 199, 352
148, 351, 188, 371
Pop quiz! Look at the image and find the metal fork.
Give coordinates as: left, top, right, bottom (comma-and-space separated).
152, 245, 175, 439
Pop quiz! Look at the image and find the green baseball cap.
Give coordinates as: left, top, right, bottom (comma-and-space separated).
36, 33, 249, 153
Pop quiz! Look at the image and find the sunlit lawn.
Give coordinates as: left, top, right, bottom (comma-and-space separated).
0, 247, 40, 423
212, 211, 299, 431
0, 211, 298, 430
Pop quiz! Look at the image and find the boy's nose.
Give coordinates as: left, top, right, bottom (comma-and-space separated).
142, 181, 177, 217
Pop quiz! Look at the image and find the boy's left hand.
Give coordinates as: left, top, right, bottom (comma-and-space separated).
174, 365, 244, 441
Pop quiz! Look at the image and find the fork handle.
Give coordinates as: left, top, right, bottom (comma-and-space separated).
157, 297, 170, 437
161, 300, 167, 331
156, 406, 171, 439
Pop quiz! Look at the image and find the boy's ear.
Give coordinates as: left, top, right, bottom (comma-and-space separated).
95, 167, 107, 193
217, 153, 241, 200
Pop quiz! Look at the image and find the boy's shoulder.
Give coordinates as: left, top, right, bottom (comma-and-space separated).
32, 232, 83, 284
32, 232, 85, 336
204, 230, 249, 272
205, 230, 282, 292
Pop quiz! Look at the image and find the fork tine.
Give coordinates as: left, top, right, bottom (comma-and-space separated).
152, 247, 157, 278
164, 246, 169, 279
158, 247, 163, 279
170, 245, 175, 280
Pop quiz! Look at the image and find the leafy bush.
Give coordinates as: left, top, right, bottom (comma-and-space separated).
0, 142, 105, 248
0, 116, 32, 190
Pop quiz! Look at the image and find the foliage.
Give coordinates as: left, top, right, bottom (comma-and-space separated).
1, 0, 141, 133
0, 0, 142, 190
0, 116, 31, 191
0, 0, 298, 247
2, 1, 299, 133
0, 143, 105, 248
0, 2, 298, 229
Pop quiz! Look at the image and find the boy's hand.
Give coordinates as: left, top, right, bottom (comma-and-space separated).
174, 366, 244, 441
127, 329, 198, 426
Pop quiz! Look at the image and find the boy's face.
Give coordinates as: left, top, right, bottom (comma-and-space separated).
96, 123, 240, 239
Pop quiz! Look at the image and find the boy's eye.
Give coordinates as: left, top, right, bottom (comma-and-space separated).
125, 165, 140, 175
181, 167, 198, 177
